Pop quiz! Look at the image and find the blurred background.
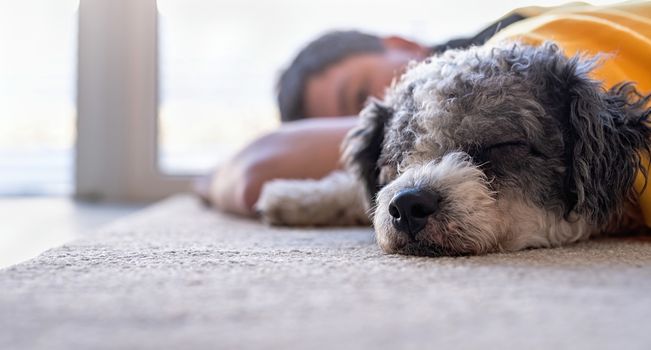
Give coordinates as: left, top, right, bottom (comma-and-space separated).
0, 0, 618, 266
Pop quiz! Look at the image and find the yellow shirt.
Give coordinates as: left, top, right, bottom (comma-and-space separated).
487, 1, 651, 226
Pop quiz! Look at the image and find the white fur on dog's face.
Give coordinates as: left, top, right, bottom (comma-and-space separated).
343, 42, 651, 256
373, 153, 501, 255
373, 153, 593, 256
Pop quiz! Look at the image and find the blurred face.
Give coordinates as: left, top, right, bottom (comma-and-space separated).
304, 40, 428, 117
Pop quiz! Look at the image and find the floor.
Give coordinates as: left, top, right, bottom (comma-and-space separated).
0, 196, 142, 268
1, 195, 650, 350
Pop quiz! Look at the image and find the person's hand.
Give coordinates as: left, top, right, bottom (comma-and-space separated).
206, 116, 359, 217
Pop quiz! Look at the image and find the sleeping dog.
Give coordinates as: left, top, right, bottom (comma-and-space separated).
256, 42, 651, 256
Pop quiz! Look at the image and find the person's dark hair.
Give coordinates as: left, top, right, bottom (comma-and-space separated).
277, 30, 385, 122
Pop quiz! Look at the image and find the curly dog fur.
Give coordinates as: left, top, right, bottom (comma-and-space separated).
257, 42, 651, 256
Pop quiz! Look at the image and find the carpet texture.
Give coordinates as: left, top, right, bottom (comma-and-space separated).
1, 195, 651, 350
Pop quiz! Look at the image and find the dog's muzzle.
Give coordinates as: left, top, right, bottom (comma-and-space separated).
388, 188, 440, 238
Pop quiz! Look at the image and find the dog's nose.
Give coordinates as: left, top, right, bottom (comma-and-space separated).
389, 189, 440, 237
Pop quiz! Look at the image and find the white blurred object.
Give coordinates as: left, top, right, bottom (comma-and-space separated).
0, 0, 78, 195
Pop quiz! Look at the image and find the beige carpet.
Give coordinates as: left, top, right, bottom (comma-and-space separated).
1, 195, 650, 350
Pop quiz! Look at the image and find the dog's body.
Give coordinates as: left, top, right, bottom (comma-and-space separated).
257, 41, 651, 256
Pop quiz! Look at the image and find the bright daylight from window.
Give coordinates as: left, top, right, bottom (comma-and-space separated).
0, 0, 78, 195
157, 0, 618, 175
0, 0, 619, 188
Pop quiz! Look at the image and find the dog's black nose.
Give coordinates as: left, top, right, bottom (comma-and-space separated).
389, 189, 440, 237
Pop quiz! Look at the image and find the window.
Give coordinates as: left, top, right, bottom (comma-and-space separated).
0, 0, 78, 195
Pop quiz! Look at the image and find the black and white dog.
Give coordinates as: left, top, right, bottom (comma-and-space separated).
257, 42, 651, 256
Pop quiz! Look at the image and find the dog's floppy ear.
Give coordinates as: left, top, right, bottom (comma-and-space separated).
558, 58, 651, 225
341, 99, 393, 206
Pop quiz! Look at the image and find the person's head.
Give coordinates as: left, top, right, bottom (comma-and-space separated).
277, 30, 429, 122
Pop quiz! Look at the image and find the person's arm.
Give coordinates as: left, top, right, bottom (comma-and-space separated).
206, 116, 359, 217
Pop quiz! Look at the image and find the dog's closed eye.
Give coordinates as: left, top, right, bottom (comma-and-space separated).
485, 141, 546, 158
478, 141, 528, 158
470, 141, 545, 167
485, 141, 528, 151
